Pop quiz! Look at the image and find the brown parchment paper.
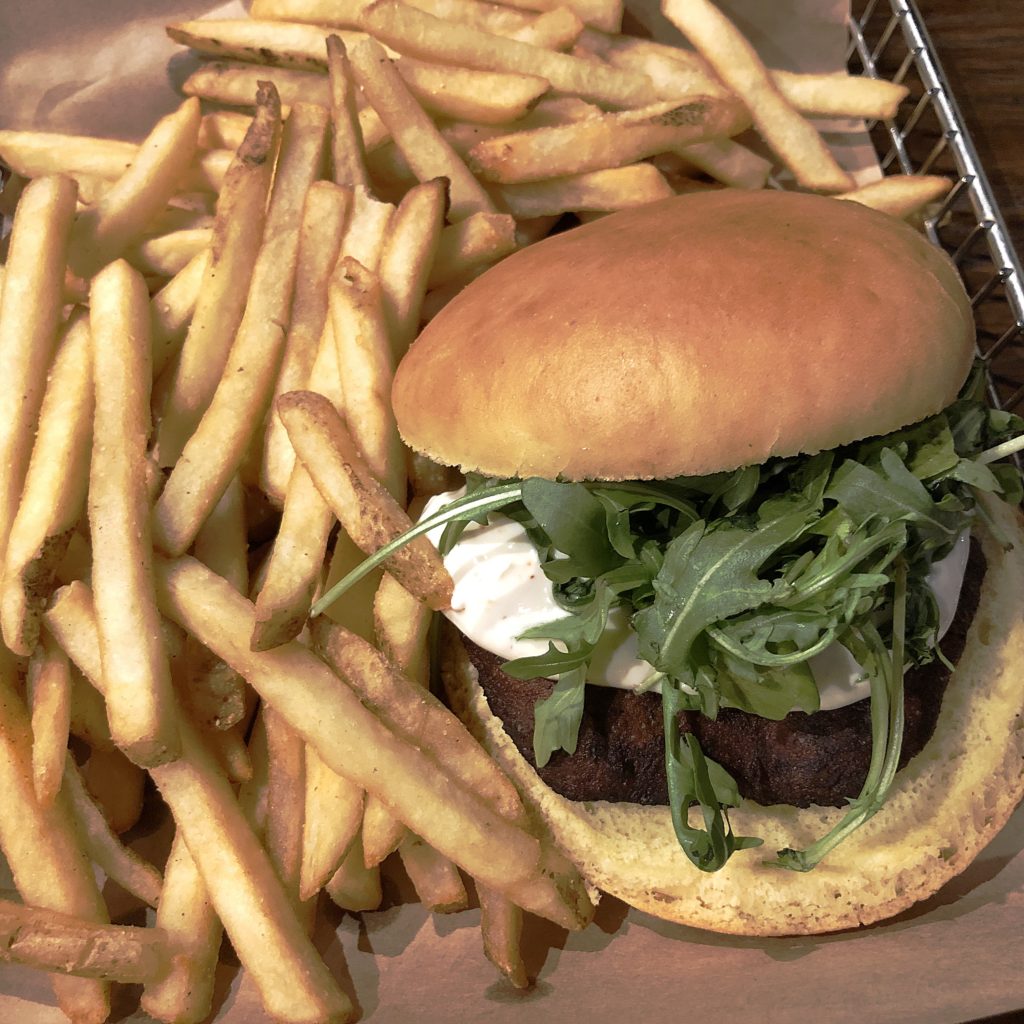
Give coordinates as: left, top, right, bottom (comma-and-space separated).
2, 1, 1022, 1021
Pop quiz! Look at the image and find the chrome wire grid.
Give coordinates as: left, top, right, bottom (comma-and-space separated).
848, 0, 1024, 427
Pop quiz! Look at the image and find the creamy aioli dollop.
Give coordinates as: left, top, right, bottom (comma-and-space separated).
424, 490, 971, 712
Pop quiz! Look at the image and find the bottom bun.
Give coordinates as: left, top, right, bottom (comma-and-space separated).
442, 497, 1024, 936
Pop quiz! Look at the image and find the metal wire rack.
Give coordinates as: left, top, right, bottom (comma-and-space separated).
848, 0, 1024, 431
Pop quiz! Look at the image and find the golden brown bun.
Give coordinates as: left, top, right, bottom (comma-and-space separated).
394, 191, 975, 480
442, 498, 1024, 935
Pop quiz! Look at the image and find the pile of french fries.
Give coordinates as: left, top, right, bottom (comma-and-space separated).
0, 0, 953, 1021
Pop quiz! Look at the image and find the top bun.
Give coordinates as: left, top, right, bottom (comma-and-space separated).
393, 190, 976, 481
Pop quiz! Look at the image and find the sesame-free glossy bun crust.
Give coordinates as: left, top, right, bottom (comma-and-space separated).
394, 191, 975, 480
443, 499, 1024, 936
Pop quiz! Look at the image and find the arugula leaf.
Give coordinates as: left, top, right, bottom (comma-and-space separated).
532, 666, 587, 767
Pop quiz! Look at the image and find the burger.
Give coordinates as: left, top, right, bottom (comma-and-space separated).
389, 190, 1024, 935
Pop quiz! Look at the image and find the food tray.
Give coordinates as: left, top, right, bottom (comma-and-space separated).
848, 0, 1024, 455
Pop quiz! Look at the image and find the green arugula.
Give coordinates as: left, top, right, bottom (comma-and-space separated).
312, 377, 1024, 873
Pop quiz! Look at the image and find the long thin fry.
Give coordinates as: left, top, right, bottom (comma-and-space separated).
67, 98, 202, 277
348, 36, 498, 220
81, 746, 146, 836
153, 103, 328, 556
837, 174, 952, 219
0, 656, 110, 1023
125, 227, 210, 277
140, 832, 222, 1024
150, 248, 210, 380
89, 260, 180, 767
0, 898, 169, 985
262, 181, 351, 503
157, 84, 282, 467
154, 554, 593, 930
361, 800, 407, 867
326, 834, 382, 912
28, 633, 73, 807
399, 833, 469, 912
478, 884, 529, 988
1, 311, 92, 657
427, 211, 517, 289
0, 175, 78, 569
327, 35, 371, 189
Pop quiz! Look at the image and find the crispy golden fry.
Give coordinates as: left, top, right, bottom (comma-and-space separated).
264, 708, 311, 924
478, 884, 529, 988
0, 175, 78, 569
500, 0, 621, 32
168, 18, 370, 71
510, 6, 583, 48
183, 60, 330, 108
125, 227, 210, 278
428, 211, 518, 288
89, 260, 180, 767
150, 248, 210, 380
157, 85, 282, 467
140, 831, 222, 1024
359, 1, 653, 107
68, 669, 113, 753
330, 258, 407, 501
399, 833, 469, 912
0, 898, 169, 985
378, 178, 447, 355
153, 103, 328, 556
0, 131, 227, 193
349, 37, 499, 220
0, 657, 110, 1024
496, 162, 675, 217
27, 633, 73, 807
62, 756, 163, 908
312, 620, 526, 822
237, 705, 272, 837
837, 174, 952, 218
278, 390, 451, 607
373, 571, 431, 683
1, 312, 92, 657
341, 187, 396, 271
513, 213, 562, 246
361, 796, 407, 867
83, 750, 146, 837
300, 746, 364, 900
662, 0, 854, 192
207, 722, 254, 783
327, 35, 371, 189
264, 181, 351, 504
469, 96, 746, 183
154, 554, 592, 930
199, 109, 253, 150
326, 834, 382, 912
769, 68, 908, 120
678, 137, 772, 189
67, 99, 202, 277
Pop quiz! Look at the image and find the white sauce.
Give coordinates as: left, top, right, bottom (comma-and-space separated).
425, 491, 971, 712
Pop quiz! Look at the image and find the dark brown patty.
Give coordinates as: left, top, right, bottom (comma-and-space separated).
465, 541, 985, 808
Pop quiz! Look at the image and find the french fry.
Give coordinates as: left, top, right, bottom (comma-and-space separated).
83, 749, 146, 836
399, 833, 469, 912
125, 226, 211, 277
320, 527, 384, 636
154, 554, 593, 930
326, 834, 382, 912
153, 102, 328, 556
45, 585, 353, 1023
278, 390, 452, 608
0, 130, 228, 193
157, 84, 282, 467
263, 182, 351, 503
0, 898, 169, 985
478, 884, 529, 988
199, 109, 253, 151
62, 757, 164, 909
428, 211, 517, 289
207, 721, 254, 784
496, 162, 675, 217
499, 0, 621, 32
341, 187, 396, 271
67, 99, 202, 277
329, 258, 407, 501
348, 36, 499, 220
0, 175, 78, 569
68, 669, 113, 753
168, 18, 370, 71
378, 177, 448, 355
140, 832, 223, 1024
183, 61, 331, 109
89, 260, 180, 767
510, 6, 584, 49
678, 137, 772, 189
0, 657, 110, 1024
373, 570, 432, 685
299, 746, 364, 900
358, 1, 654, 107
662, 0, 854, 192
1, 311, 92, 657
769, 68, 909, 120
327, 35, 371, 189
361, 799, 407, 867
28, 633, 73, 807
837, 174, 952, 219
263, 708, 311, 923
468, 96, 747, 183
150, 248, 210, 380
238, 704, 272, 837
